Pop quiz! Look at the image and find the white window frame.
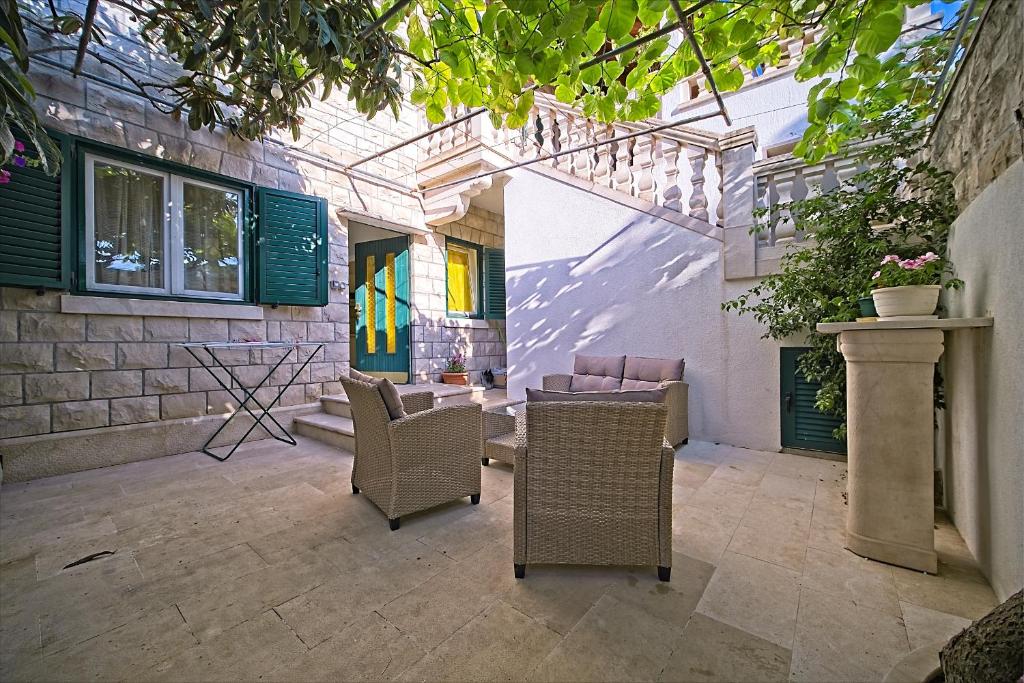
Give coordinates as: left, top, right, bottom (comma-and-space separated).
171, 176, 245, 301
84, 154, 244, 301
84, 155, 170, 296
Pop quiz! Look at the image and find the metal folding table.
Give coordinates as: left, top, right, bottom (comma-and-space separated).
175, 341, 324, 461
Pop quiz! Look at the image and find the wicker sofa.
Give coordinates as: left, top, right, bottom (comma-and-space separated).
340, 375, 482, 530
541, 354, 689, 446
512, 399, 674, 581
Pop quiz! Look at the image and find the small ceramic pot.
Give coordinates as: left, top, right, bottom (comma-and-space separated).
857, 296, 878, 318
872, 285, 941, 318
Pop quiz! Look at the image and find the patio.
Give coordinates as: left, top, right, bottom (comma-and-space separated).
0, 436, 997, 682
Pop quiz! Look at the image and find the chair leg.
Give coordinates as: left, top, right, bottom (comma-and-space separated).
481, 457, 490, 466
389, 517, 400, 531
514, 563, 526, 579
351, 484, 359, 494
470, 493, 481, 505
658, 566, 671, 582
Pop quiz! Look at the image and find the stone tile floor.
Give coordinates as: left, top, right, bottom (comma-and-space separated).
0, 437, 998, 682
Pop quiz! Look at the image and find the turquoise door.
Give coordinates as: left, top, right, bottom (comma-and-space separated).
354, 237, 410, 382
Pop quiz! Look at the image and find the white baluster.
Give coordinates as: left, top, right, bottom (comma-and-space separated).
632, 134, 656, 203
772, 171, 797, 244
592, 124, 613, 188
612, 128, 632, 194
715, 152, 725, 227
687, 145, 710, 222
531, 107, 545, 159
766, 174, 780, 246
791, 168, 808, 242
573, 117, 594, 181
754, 175, 770, 245
660, 138, 683, 212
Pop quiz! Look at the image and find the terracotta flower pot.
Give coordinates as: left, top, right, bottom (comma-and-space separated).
442, 372, 469, 385
872, 285, 941, 319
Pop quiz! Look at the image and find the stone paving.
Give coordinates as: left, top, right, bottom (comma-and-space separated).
0, 437, 998, 682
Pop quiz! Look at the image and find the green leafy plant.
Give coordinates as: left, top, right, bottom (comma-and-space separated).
722, 109, 959, 438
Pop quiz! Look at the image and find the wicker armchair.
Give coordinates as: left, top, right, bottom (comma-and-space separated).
340, 377, 483, 530
513, 400, 674, 581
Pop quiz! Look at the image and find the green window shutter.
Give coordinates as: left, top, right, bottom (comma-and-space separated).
483, 247, 505, 319
0, 132, 71, 290
256, 187, 328, 306
780, 347, 846, 455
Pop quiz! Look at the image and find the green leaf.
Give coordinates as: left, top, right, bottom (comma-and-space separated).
599, 0, 638, 41
838, 77, 859, 99
855, 11, 903, 55
849, 54, 881, 87
730, 19, 755, 44
426, 102, 446, 123
637, 0, 668, 27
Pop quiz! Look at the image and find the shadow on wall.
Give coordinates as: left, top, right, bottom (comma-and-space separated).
506, 211, 737, 439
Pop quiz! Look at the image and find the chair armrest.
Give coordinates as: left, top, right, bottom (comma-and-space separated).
542, 373, 572, 391
660, 380, 689, 446
400, 391, 434, 414
388, 404, 483, 469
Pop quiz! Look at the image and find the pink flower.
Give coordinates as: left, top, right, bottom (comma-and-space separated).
918, 252, 939, 263
872, 271, 881, 279
881, 255, 900, 265
13, 140, 25, 153
0, 169, 10, 184
899, 259, 921, 269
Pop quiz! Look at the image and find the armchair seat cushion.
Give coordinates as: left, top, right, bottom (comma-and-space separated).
569, 374, 622, 391
622, 357, 685, 390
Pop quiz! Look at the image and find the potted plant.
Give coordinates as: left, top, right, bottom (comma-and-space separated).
441, 351, 469, 385
870, 252, 961, 319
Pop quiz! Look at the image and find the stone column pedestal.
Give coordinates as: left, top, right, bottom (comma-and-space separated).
837, 328, 944, 572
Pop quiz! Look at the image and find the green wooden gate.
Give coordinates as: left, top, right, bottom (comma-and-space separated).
780, 347, 846, 455
353, 236, 410, 382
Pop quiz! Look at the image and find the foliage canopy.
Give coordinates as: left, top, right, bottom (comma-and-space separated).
2, 0, 970, 174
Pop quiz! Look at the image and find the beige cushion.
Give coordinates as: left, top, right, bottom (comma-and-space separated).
569, 374, 623, 391
526, 388, 667, 403
348, 369, 406, 420
573, 354, 626, 378
622, 356, 684, 391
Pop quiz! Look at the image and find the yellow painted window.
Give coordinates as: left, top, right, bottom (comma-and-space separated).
447, 244, 478, 315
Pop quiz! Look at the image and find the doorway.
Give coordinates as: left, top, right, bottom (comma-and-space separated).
352, 235, 410, 383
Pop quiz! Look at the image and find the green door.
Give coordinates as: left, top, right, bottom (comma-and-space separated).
780, 348, 846, 455
354, 237, 410, 382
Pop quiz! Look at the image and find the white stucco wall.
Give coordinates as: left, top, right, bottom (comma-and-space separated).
503, 170, 790, 452
942, 159, 1024, 602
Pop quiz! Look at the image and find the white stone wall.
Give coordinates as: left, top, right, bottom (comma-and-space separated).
931, 0, 1024, 603
1, 1, 426, 445
503, 169, 797, 452
410, 207, 507, 384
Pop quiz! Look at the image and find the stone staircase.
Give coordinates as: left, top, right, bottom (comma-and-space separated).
292, 384, 518, 452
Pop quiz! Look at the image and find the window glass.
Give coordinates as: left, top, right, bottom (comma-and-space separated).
182, 182, 241, 296
92, 162, 165, 290
447, 243, 478, 315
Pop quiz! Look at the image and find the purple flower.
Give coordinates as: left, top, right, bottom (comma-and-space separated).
13, 140, 25, 153
13, 155, 26, 167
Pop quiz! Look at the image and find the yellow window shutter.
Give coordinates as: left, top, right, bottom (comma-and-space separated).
447, 249, 471, 312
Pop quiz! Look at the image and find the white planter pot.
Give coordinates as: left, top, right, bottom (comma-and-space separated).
872, 285, 941, 319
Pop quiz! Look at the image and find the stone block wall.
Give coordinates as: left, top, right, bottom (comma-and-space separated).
930, 0, 1023, 208
409, 207, 507, 384
1, 1, 426, 447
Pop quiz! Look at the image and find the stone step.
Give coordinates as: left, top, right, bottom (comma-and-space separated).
320, 395, 351, 418
293, 413, 355, 452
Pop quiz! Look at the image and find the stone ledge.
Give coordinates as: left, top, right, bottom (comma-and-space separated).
0, 402, 319, 482
61, 295, 265, 320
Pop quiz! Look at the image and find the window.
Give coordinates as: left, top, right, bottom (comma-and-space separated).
446, 240, 480, 316
445, 238, 505, 319
85, 154, 244, 300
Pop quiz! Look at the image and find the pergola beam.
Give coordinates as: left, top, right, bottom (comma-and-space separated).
669, 0, 731, 126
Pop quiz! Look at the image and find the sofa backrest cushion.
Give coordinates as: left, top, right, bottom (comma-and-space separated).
348, 369, 407, 420
569, 374, 623, 391
526, 387, 667, 404
573, 354, 626, 378
622, 356, 685, 390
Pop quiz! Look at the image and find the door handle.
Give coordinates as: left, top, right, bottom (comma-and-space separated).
784, 392, 793, 413
353, 302, 362, 322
